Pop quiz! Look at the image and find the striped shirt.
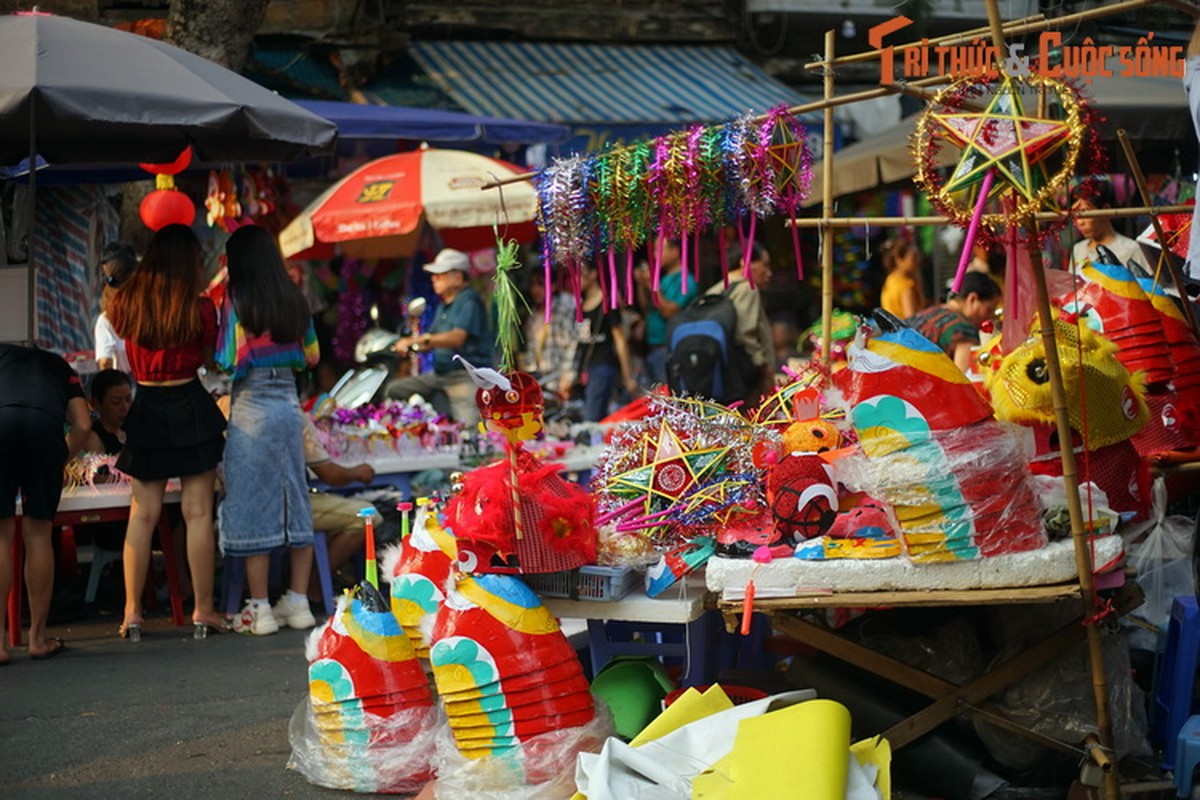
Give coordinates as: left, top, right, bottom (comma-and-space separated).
216, 298, 319, 381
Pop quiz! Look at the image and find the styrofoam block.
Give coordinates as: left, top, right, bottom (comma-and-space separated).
706, 535, 1123, 598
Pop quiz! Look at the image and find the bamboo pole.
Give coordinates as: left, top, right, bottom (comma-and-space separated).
982, 0, 1118, 793
804, 0, 1199, 71
478, 75, 953, 191
821, 30, 835, 367
1116, 129, 1200, 337
785, 204, 1195, 228
802, 13, 1049, 71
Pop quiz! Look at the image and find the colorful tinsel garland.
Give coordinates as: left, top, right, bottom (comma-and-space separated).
534, 105, 814, 306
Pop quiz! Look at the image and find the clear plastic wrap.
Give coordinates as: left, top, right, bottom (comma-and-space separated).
287, 697, 442, 794
830, 419, 1046, 561
973, 604, 1151, 766
429, 701, 614, 799
1125, 476, 1196, 650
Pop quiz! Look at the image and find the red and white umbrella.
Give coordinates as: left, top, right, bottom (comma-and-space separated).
280, 147, 538, 259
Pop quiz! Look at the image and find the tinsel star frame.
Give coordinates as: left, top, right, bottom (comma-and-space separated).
912, 71, 1097, 246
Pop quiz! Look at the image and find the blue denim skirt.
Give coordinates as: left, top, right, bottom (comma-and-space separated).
218, 368, 313, 556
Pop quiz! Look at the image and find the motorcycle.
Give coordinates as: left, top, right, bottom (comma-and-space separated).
329, 297, 427, 409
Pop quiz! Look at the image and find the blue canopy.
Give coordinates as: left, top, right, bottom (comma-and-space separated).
292, 100, 569, 145
2, 101, 567, 183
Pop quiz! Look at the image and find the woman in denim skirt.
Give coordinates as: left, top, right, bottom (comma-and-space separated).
217, 225, 320, 635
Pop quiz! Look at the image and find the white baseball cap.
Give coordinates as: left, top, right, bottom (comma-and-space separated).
424, 248, 470, 275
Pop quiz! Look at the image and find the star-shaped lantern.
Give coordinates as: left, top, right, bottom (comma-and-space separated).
933, 74, 1072, 201
608, 421, 730, 516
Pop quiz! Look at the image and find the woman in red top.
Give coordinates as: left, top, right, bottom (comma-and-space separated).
107, 225, 228, 641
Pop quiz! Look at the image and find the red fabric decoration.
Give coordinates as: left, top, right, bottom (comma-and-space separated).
445, 451, 597, 574
139, 145, 192, 176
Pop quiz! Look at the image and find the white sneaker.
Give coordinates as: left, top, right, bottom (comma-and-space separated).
272, 594, 316, 630
232, 601, 279, 636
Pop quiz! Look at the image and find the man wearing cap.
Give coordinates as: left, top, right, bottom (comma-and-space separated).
385, 248, 493, 424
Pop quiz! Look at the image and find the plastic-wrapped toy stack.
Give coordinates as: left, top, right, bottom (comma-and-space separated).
428, 572, 595, 760
288, 582, 439, 794
833, 317, 1045, 562
385, 502, 456, 660
1059, 256, 1196, 455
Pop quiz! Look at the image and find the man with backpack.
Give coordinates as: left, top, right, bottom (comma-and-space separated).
665, 242, 775, 406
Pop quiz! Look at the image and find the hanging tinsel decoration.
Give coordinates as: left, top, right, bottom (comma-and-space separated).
530, 108, 816, 295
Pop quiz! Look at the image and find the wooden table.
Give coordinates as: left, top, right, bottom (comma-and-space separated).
9, 483, 186, 647
717, 581, 1139, 761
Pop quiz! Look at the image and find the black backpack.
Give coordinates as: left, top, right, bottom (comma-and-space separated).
665, 292, 747, 404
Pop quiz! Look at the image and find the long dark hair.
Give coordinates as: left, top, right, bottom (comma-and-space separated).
225, 225, 310, 343
107, 225, 203, 349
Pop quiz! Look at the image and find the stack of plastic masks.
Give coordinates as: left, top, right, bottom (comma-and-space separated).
291, 582, 438, 794
981, 312, 1150, 517
428, 573, 595, 761
383, 503, 456, 659
833, 320, 1045, 562
1133, 269, 1200, 450
1059, 258, 1195, 455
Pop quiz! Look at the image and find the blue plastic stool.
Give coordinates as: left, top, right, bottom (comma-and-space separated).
1154, 596, 1200, 769
586, 611, 716, 687
1175, 715, 1200, 798
221, 531, 335, 617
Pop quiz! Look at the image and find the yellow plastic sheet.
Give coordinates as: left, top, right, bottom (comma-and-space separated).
693, 699, 850, 799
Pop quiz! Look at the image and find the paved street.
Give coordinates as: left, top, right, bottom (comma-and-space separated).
0, 579, 383, 799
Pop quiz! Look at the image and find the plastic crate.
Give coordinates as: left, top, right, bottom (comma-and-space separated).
527, 565, 639, 601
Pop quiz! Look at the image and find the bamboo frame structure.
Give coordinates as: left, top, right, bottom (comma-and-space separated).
787, 203, 1194, 227
1116, 130, 1200, 336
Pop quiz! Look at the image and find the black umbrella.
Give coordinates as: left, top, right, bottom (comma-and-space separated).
0, 12, 337, 165
0, 11, 338, 343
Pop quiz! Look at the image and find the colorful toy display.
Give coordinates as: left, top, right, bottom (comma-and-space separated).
833, 314, 1045, 561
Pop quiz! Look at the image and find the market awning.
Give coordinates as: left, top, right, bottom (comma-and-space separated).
409, 41, 831, 152
292, 100, 571, 145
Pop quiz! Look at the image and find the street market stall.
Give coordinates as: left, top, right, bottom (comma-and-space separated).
274, 1, 1200, 797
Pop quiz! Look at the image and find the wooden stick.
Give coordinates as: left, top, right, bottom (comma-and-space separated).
821, 29, 836, 368
508, 446, 524, 540
1116, 129, 1200, 337
1030, 225, 1122, 800
479, 75, 954, 191
982, 0, 1118, 794
786, 204, 1196, 228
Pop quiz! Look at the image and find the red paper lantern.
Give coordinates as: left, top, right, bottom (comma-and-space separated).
140, 188, 195, 230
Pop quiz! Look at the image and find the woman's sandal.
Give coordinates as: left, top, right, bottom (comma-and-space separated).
192, 617, 231, 640
30, 638, 67, 660
118, 620, 142, 642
